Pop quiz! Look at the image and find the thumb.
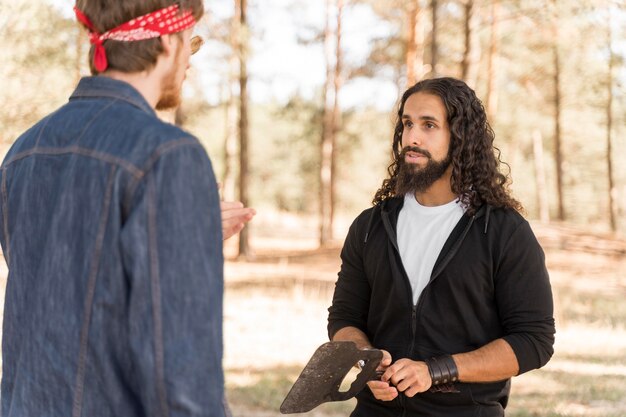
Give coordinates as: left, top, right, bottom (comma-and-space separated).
380, 350, 392, 367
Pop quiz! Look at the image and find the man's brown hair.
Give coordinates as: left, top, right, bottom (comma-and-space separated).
75, 0, 204, 75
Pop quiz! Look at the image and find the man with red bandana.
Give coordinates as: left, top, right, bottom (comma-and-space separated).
0, 1, 252, 416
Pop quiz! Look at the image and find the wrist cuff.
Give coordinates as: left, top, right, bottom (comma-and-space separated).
425, 355, 459, 386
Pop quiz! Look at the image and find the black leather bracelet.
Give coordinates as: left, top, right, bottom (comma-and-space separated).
425, 355, 459, 386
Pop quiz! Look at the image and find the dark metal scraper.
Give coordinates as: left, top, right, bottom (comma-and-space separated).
280, 341, 383, 414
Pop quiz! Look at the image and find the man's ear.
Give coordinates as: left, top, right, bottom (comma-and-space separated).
160, 34, 175, 57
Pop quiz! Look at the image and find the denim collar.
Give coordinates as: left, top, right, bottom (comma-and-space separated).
70, 76, 156, 116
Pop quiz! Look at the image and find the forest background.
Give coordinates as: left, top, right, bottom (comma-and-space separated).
1, 0, 626, 416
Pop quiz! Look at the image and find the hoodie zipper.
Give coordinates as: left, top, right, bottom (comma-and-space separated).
380, 203, 478, 414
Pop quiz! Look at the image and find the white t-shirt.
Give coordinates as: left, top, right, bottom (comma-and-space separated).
397, 193, 465, 304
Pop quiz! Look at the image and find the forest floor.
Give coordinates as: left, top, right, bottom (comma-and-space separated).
223, 218, 626, 417
0, 215, 624, 417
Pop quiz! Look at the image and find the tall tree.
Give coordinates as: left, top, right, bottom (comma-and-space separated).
406, 0, 425, 86
485, 0, 500, 122
319, 0, 334, 246
331, 0, 344, 240
460, 0, 480, 87
429, 0, 438, 76
532, 130, 550, 223
319, 0, 344, 247
222, 15, 240, 203
222, 80, 239, 203
605, 4, 617, 231
236, 0, 252, 258
353, 0, 430, 93
551, 0, 565, 221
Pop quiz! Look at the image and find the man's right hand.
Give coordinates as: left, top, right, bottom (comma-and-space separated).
220, 200, 255, 240
366, 349, 399, 401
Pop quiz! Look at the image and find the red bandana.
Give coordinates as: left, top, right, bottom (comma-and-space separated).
74, 4, 197, 72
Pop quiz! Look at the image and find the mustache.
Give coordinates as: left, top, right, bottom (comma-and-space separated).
400, 146, 432, 160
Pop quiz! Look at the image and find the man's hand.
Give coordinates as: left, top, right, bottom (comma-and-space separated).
381, 358, 431, 398
221, 201, 255, 240
366, 350, 398, 401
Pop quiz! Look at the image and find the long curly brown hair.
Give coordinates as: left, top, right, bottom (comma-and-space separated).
373, 77, 522, 217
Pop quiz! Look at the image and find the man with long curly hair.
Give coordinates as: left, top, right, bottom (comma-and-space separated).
328, 77, 555, 416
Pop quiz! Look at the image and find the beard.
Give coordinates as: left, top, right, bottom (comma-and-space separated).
394, 146, 452, 196
156, 46, 183, 111
155, 79, 181, 110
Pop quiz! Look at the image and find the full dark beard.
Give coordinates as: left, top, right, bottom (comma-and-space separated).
394, 146, 452, 196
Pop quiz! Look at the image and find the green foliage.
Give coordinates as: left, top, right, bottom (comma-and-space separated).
182, 96, 324, 213
182, 94, 395, 217
0, 1, 77, 146
336, 107, 395, 214
262, 96, 323, 212
2, 0, 625, 233
507, 369, 626, 416
226, 366, 357, 415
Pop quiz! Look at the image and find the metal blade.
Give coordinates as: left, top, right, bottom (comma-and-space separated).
280, 341, 382, 414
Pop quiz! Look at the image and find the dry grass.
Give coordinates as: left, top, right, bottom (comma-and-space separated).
223, 220, 626, 417
0, 214, 624, 417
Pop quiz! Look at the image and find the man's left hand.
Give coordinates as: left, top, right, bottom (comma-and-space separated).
381, 358, 432, 397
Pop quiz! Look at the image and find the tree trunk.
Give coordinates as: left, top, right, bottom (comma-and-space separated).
236, 0, 252, 259
222, 67, 238, 202
405, 0, 425, 87
552, 1, 565, 221
460, 0, 480, 87
222, 20, 239, 202
319, 0, 335, 247
532, 130, 550, 223
330, 0, 344, 243
485, 0, 500, 122
429, 0, 438, 77
606, 8, 617, 231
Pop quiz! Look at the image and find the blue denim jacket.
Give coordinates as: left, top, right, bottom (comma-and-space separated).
0, 76, 228, 417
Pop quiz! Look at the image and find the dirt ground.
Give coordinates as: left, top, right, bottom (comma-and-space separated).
0, 214, 624, 417
222, 218, 626, 417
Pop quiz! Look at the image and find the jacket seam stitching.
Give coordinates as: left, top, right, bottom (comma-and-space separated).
73, 99, 119, 144
33, 111, 57, 148
122, 138, 201, 213
1, 168, 10, 265
33, 100, 117, 148
2, 146, 143, 179
72, 91, 153, 115
147, 175, 170, 417
72, 165, 117, 417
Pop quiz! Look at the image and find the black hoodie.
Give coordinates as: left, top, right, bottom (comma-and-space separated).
328, 197, 555, 417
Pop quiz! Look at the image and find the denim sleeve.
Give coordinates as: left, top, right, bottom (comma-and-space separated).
120, 140, 227, 417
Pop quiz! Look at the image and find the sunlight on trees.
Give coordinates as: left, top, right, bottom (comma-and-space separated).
1, 0, 625, 236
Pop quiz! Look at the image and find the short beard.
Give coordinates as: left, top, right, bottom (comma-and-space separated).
155, 71, 182, 110
156, 45, 183, 111
394, 146, 452, 196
